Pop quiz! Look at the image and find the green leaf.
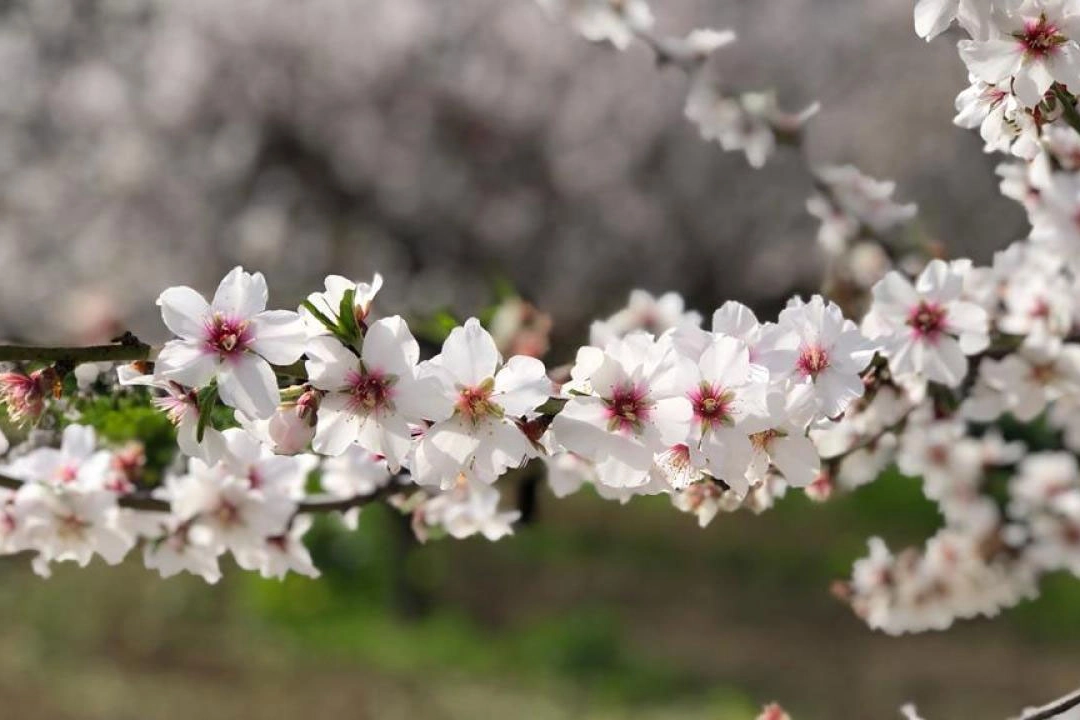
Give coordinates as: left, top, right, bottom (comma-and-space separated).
338, 288, 360, 343
301, 300, 338, 334
196, 383, 219, 443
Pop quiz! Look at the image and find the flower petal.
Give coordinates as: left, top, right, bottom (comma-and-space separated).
217, 355, 279, 419
158, 286, 210, 340
211, 266, 268, 319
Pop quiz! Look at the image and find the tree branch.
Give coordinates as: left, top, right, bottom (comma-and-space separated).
0, 471, 397, 515
0, 341, 309, 379
0, 342, 153, 366
1017, 687, 1080, 720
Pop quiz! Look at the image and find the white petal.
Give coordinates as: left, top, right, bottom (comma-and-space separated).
155, 341, 219, 388
211, 266, 268, 319
958, 39, 1023, 85
157, 286, 210, 340
304, 336, 358, 391
362, 316, 420, 376
313, 398, 359, 456
922, 336, 969, 388
914, 0, 956, 40
700, 335, 751, 387
217, 355, 280, 419
770, 434, 819, 487
494, 355, 551, 418
438, 318, 500, 386
393, 375, 454, 423
249, 311, 307, 365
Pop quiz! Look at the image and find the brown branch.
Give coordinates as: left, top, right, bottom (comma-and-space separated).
0, 342, 153, 366
0, 471, 397, 515
0, 341, 308, 379
1017, 687, 1080, 720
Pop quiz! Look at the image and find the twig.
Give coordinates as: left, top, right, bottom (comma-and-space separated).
0, 471, 397, 515
0, 342, 308, 379
1016, 687, 1080, 720
0, 343, 153, 365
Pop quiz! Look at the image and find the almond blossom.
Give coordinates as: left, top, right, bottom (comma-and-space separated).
552, 332, 692, 488
863, 260, 990, 388
958, 1, 1080, 108
305, 316, 446, 470
412, 318, 551, 487
682, 334, 768, 496
763, 295, 875, 418
155, 266, 307, 419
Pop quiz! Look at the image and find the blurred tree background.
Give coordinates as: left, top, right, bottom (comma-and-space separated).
0, 0, 1076, 718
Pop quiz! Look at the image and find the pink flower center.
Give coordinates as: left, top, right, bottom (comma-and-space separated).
345, 368, 396, 414
0, 370, 51, 423
604, 381, 651, 434
153, 383, 198, 425
796, 344, 830, 379
212, 500, 242, 528
906, 301, 948, 342
750, 429, 782, 452
57, 513, 90, 539
1017, 15, 1065, 59
455, 379, 501, 422
205, 314, 253, 358
689, 383, 735, 430
1030, 298, 1051, 319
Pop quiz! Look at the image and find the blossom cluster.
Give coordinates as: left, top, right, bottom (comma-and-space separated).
3, 0, 1080, 662
0, 265, 879, 582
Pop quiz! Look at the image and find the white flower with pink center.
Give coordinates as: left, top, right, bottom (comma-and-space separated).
155, 266, 307, 420
215, 428, 317, 502
682, 335, 769, 496
305, 316, 446, 471
762, 295, 875, 418
959, 3, 1080, 107
12, 483, 134, 571
412, 318, 552, 487
3, 424, 113, 489
163, 461, 295, 556
864, 260, 990, 388
551, 332, 692, 489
